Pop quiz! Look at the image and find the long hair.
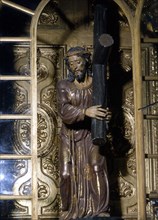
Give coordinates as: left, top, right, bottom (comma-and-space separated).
64, 46, 92, 82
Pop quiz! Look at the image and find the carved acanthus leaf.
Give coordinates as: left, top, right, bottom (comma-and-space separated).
119, 175, 135, 198
42, 150, 59, 181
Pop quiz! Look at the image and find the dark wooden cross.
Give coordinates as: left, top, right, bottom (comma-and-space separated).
91, 1, 114, 146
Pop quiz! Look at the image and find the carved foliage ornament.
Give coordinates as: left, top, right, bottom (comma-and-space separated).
14, 104, 57, 157
42, 150, 59, 182
38, 1, 59, 26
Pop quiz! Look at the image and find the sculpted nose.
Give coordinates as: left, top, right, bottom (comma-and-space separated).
73, 64, 78, 70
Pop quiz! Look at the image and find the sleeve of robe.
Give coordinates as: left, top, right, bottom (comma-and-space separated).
57, 80, 85, 125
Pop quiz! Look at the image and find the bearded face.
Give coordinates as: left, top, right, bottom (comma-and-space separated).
68, 55, 87, 82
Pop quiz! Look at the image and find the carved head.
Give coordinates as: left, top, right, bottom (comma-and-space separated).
64, 46, 92, 82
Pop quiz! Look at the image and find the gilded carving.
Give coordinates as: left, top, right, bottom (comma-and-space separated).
13, 85, 27, 108
127, 157, 136, 176
10, 45, 65, 218
109, 89, 135, 157
14, 48, 30, 76
14, 47, 58, 80
123, 107, 134, 147
124, 88, 134, 110
17, 177, 52, 200
0, 0, 158, 218
117, 0, 158, 38
148, 46, 158, 194
38, 1, 59, 26
19, 63, 30, 76
39, 48, 58, 67
42, 88, 54, 105
37, 105, 57, 157
19, 179, 31, 196
14, 48, 30, 65
109, 71, 136, 217
119, 175, 135, 198
12, 202, 28, 215
38, 179, 50, 200
41, 193, 61, 215
14, 160, 28, 178
42, 150, 59, 181
37, 64, 49, 82
120, 50, 132, 73
13, 158, 58, 215
127, 204, 138, 214
37, 113, 48, 149
14, 118, 31, 155
13, 104, 57, 157
39, 11, 58, 25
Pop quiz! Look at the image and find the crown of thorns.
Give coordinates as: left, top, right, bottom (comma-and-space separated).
65, 46, 91, 59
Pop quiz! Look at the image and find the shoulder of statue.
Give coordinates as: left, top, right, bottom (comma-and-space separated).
57, 79, 73, 90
